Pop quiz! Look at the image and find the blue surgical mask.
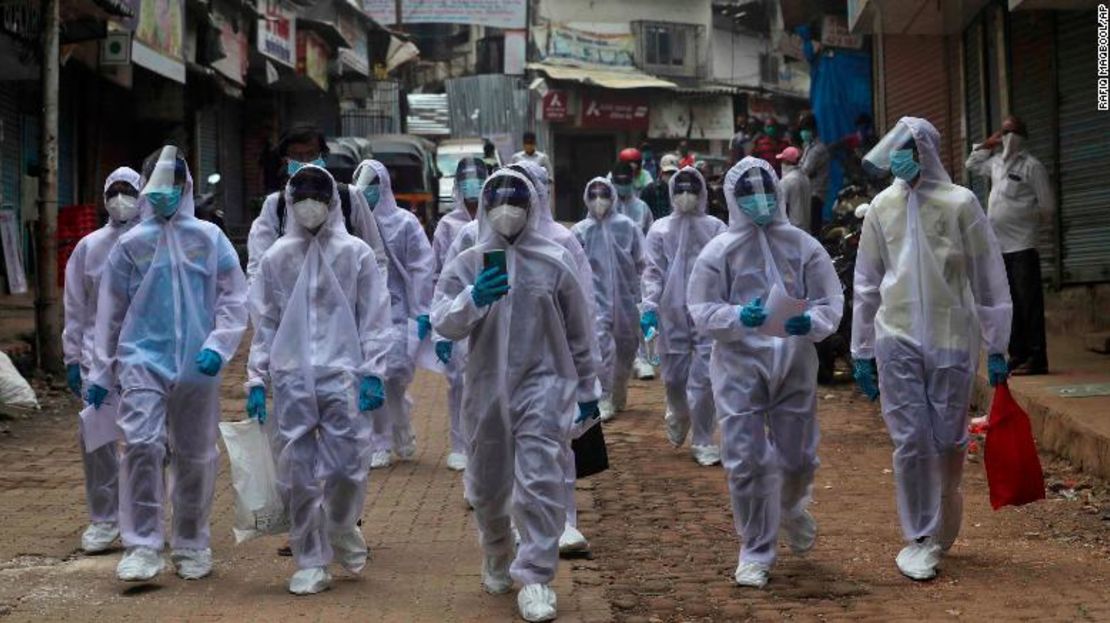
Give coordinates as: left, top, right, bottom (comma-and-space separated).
287, 157, 326, 176
738, 193, 776, 227
459, 178, 482, 201
890, 149, 920, 182
800, 129, 814, 144
146, 187, 182, 218
362, 186, 381, 209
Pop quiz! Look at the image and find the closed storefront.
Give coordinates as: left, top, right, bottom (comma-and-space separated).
880, 34, 960, 174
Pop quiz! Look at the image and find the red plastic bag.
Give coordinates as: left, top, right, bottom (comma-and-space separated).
984, 384, 1046, 510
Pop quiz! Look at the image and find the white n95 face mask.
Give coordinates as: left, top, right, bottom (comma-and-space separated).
588, 198, 612, 218
292, 199, 330, 230
673, 193, 699, 214
106, 195, 139, 222
488, 205, 528, 238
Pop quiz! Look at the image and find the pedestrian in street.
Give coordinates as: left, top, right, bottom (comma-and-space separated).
965, 114, 1054, 376
640, 141, 659, 181
430, 157, 489, 473
245, 165, 393, 595
676, 140, 696, 169
687, 157, 843, 588
853, 117, 1013, 582
641, 166, 726, 467
751, 119, 786, 176
351, 159, 435, 469
777, 146, 812, 231
88, 145, 249, 582
797, 112, 831, 234
611, 160, 654, 236
246, 125, 388, 286
619, 147, 654, 196
730, 114, 753, 164
511, 131, 552, 181
62, 166, 142, 555
482, 139, 500, 170
641, 154, 680, 220
431, 169, 601, 623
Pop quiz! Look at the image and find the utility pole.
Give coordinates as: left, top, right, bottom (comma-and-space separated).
35, 0, 63, 373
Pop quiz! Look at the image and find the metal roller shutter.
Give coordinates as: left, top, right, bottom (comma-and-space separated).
196, 106, 219, 190
219, 99, 244, 227
1008, 10, 1058, 283
0, 89, 20, 216
1055, 11, 1110, 284
883, 35, 955, 175
964, 18, 989, 206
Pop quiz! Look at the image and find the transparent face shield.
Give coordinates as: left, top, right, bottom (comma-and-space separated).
141, 146, 186, 196
862, 123, 915, 178
289, 168, 333, 205
456, 158, 488, 202
734, 167, 778, 226
354, 164, 382, 208
671, 170, 703, 213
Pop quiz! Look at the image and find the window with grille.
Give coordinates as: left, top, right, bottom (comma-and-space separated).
633, 21, 703, 77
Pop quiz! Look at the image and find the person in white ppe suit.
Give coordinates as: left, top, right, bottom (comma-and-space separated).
87, 146, 249, 582
641, 167, 726, 466
62, 166, 142, 554
852, 117, 1012, 581
351, 159, 435, 468
688, 157, 843, 588
432, 170, 601, 623
431, 157, 489, 472
776, 146, 812, 232
245, 165, 394, 595
612, 160, 658, 381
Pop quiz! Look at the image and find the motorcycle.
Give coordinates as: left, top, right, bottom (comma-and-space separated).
194, 173, 225, 232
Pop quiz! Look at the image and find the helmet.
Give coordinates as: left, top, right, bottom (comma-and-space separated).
618, 147, 642, 163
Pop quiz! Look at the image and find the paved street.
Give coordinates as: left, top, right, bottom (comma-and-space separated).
0, 358, 1108, 621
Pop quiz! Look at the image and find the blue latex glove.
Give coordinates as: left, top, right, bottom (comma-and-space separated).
86, 384, 109, 409
575, 400, 600, 424
640, 310, 658, 338
988, 353, 1009, 387
472, 266, 510, 307
435, 341, 453, 365
784, 313, 812, 336
246, 386, 267, 424
739, 298, 767, 328
359, 376, 385, 412
195, 348, 223, 376
417, 315, 432, 341
66, 363, 82, 398
852, 358, 880, 401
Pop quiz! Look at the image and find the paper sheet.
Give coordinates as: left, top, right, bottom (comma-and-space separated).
759, 282, 809, 338
79, 392, 122, 453
407, 319, 446, 374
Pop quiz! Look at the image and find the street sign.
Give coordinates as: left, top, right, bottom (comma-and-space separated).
580, 94, 648, 130
542, 90, 568, 122
100, 31, 131, 66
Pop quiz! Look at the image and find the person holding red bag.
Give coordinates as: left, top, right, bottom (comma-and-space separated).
850, 118, 1013, 582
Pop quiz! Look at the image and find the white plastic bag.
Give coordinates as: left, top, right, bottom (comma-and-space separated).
0, 351, 37, 409
218, 420, 289, 544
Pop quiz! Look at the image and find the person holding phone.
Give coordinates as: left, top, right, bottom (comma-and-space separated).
431, 169, 601, 623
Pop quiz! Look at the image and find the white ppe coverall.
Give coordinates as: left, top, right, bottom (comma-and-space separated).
352, 159, 435, 456
432, 170, 601, 586
687, 157, 843, 567
617, 193, 654, 236
90, 160, 248, 553
642, 167, 726, 448
62, 166, 141, 525
779, 164, 812, 232
852, 117, 1012, 546
247, 165, 393, 570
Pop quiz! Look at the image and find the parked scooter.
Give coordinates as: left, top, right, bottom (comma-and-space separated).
195, 173, 225, 232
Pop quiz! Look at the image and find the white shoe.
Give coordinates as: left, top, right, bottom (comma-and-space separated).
81, 521, 119, 554
289, 566, 331, 595
598, 397, 615, 422
330, 527, 368, 574
370, 450, 392, 469
633, 358, 655, 380
517, 583, 557, 622
782, 510, 817, 555
172, 548, 212, 580
691, 444, 721, 466
481, 552, 513, 595
664, 410, 689, 448
446, 451, 468, 471
116, 546, 164, 582
558, 524, 589, 554
896, 538, 942, 581
734, 560, 770, 588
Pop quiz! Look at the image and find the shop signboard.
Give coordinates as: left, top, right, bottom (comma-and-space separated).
363, 0, 525, 29
258, 0, 296, 68
580, 94, 648, 130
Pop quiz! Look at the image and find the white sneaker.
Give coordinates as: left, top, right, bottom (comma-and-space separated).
782, 510, 817, 556
289, 566, 331, 595
370, 450, 392, 469
517, 583, 557, 622
172, 548, 212, 580
896, 537, 942, 581
558, 524, 589, 554
116, 546, 164, 582
691, 444, 721, 466
633, 358, 655, 380
664, 410, 689, 448
481, 552, 513, 595
734, 560, 770, 588
446, 451, 467, 471
81, 521, 119, 554
598, 397, 615, 422
330, 526, 368, 574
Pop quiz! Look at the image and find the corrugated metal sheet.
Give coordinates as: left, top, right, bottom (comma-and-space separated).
445, 75, 531, 141
963, 18, 989, 205
0, 89, 21, 215
342, 80, 402, 137
406, 93, 450, 136
883, 34, 956, 174
527, 62, 678, 90
1056, 11, 1110, 284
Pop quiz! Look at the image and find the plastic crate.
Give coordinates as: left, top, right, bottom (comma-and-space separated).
57, 204, 98, 241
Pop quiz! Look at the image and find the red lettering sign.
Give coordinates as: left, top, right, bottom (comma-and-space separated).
580, 95, 649, 130
542, 90, 568, 122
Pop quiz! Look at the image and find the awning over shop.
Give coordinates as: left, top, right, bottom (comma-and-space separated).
848, 0, 991, 34
527, 62, 677, 90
